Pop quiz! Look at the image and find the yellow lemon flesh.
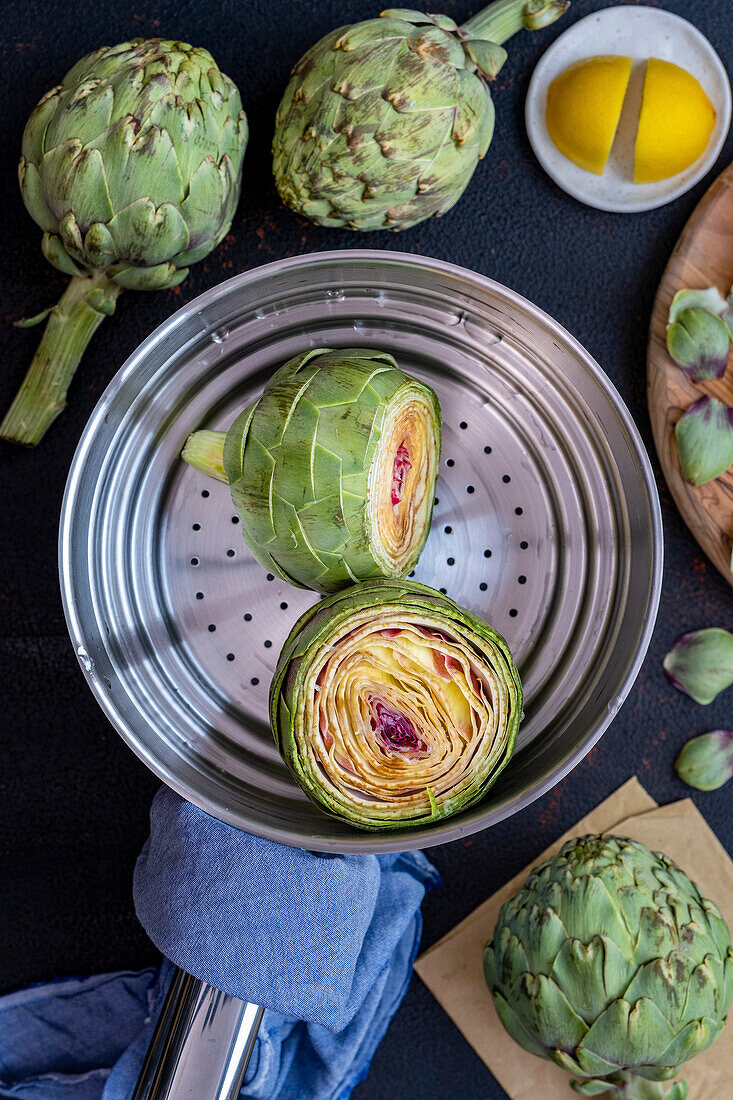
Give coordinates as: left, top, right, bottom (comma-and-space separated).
634, 58, 716, 183
546, 55, 632, 175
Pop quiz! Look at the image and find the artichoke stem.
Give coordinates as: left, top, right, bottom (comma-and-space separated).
462, 0, 567, 44
1, 272, 121, 447
181, 430, 229, 483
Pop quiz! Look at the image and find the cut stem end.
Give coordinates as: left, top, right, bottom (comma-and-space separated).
181, 430, 229, 483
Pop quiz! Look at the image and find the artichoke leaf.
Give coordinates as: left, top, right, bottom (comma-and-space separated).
663, 628, 733, 705
675, 396, 733, 485
675, 731, 733, 791
41, 232, 86, 276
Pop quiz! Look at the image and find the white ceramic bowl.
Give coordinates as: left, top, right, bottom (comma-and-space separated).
526, 5, 731, 213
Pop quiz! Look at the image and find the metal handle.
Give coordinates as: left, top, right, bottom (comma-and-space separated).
132, 967, 263, 1100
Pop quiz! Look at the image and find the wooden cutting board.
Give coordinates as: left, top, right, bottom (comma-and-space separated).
647, 160, 733, 587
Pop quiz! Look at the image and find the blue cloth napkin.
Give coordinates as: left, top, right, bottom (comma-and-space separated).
0, 788, 439, 1099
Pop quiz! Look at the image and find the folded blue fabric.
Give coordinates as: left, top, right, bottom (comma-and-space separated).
0, 788, 439, 1099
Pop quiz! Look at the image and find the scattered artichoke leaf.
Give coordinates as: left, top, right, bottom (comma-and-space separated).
666, 287, 732, 380
663, 627, 733, 704
675, 396, 733, 485
666, 308, 731, 381
676, 730, 733, 791
668, 286, 729, 325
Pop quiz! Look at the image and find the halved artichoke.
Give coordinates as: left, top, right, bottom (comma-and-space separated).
182, 347, 441, 593
270, 578, 523, 829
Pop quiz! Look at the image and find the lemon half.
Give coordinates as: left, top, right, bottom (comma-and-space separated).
546, 55, 632, 175
634, 58, 716, 183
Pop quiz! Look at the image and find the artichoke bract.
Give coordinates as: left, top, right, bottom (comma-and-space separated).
484, 835, 733, 1100
182, 348, 441, 593
272, 0, 568, 231
666, 287, 732, 382
3, 39, 247, 446
270, 578, 522, 829
676, 731, 733, 792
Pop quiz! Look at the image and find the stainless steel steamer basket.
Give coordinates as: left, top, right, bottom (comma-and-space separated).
59, 249, 662, 854
59, 250, 662, 1098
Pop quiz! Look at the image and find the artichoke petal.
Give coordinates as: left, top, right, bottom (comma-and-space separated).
683, 954, 726, 1020
106, 197, 189, 266
84, 221, 118, 268
520, 904, 568, 977
555, 875, 634, 956
523, 0, 571, 31
551, 936, 636, 1024
177, 156, 227, 253
58, 211, 85, 262
18, 160, 59, 233
382, 46, 459, 112
491, 990, 554, 1061
485, 927, 527, 990
663, 628, 733, 705
622, 953, 692, 1029
380, 9, 434, 24
675, 731, 733, 791
145, 93, 205, 184
335, 36, 410, 98
45, 81, 115, 153
463, 38, 508, 78
21, 85, 63, 163
38, 138, 84, 222
453, 70, 493, 146
667, 286, 729, 326
568, 1080, 611, 1097
675, 396, 733, 486
335, 19, 408, 52
88, 118, 185, 211
654, 1016, 722, 1068
666, 307, 731, 382
633, 906, 678, 967
107, 260, 183, 290
41, 232, 85, 276
406, 25, 466, 70
61, 146, 115, 231
577, 998, 676, 1076
511, 973, 589, 1052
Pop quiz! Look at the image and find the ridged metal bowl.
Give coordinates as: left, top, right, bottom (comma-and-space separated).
59, 250, 662, 853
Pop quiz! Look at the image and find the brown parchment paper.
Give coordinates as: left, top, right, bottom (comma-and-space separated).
415, 778, 733, 1099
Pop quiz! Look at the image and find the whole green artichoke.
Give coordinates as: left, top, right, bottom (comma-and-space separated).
273, 0, 568, 231
271, 578, 522, 829
182, 347, 441, 593
3, 39, 247, 446
484, 835, 733, 1100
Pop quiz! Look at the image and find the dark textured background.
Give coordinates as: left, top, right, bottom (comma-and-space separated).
1, 0, 732, 1096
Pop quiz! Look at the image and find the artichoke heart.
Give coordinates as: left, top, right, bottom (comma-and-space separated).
485, 835, 733, 1100
270, 578, 522, 829
182, 348, 441, 593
